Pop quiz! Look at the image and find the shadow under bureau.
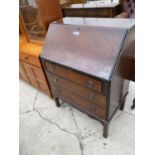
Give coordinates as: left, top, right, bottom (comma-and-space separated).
40, 20, 135, 138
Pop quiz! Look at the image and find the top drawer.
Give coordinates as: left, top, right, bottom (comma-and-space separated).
20, 52, 41, 67
44, 61, 102, 93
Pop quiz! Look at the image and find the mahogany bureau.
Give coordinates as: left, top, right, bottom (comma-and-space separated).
40, 18, 135, 138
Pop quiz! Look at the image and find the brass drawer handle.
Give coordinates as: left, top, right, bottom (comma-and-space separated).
87, 80, 94, 88
89, 93, 94, 100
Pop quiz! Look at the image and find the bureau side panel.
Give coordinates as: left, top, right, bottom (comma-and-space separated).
108, 26, 135, 121
108, 71, 124, 121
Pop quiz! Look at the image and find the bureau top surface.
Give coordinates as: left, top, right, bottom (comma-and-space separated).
41, 24, 127, 81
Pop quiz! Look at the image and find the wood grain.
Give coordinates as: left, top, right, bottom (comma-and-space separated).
41, 24, 127, 81
44, 61, 102, 93
47, 72, 106, 108
36, 0, 62, 30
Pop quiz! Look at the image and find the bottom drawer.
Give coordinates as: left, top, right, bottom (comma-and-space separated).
53, 86, 106, 120
58, 88, 91, 112
92, 104, 106, 119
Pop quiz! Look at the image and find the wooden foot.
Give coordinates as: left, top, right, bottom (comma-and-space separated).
120, 101, 125, 111
103, 123, 109, 138
120, 92, 128, 111
131, 98, 135, 110
55, 97, 61, 107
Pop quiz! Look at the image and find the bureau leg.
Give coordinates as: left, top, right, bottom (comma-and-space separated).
120, 92, 128, 111
103, 123, 109, 138
54, 97, 61, 107
131, 98, 135, 109
120, 100, 125, 111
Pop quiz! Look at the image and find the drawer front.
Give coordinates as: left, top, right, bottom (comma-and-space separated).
53, 86, 106, 120
64, 9, 85, 17
54, 86, 91, 112
47, 72, 106, 109
20, 52, 41, 67
45, 62, 102, 93
96, 9, 109, 17
82, 9, 96, 17
92, 104, 106, 119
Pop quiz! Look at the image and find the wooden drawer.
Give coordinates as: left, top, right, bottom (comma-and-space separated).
47, 72, 106, 109
92, 104, 106, 119
96, 9, 109, 17
64, 9, 85, 17
53, 86, 91, 112
20, 52, 41, 67
53, 86, 106, 120
84, 9, 96, 17
44, 62, 102, 93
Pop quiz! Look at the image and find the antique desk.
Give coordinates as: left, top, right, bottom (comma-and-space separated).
62, 2, 120, 17
40, 18, 135, 138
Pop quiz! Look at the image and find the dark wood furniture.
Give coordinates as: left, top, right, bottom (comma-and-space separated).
62, 2, 121, 17
57, 17, 135, 84
40, 18, 135, 138
116, 0, 135, 18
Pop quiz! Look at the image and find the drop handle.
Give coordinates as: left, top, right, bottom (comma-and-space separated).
87, 80, 94, 88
